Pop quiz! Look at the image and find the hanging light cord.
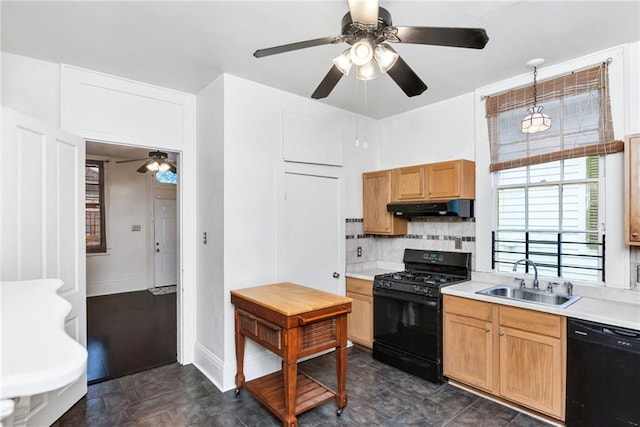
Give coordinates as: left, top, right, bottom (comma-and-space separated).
532, 66, 538, 107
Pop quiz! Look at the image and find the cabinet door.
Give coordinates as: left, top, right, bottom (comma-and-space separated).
499, 327, 564, 419
627, 134, 640, 244
363, 170, 407, 235
393, 165, 427, 201
444, 312, 495, 393
426, 160, 475, 200
346, 291, 373, 348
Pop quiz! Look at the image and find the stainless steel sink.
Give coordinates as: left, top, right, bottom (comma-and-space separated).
476, 285, 582, 308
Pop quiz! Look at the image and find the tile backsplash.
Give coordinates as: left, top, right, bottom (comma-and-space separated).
346, 217, 476, 270
347, 218, 640, 291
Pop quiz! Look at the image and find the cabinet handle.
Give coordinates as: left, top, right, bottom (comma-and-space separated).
499, 331, 505, 336
485, 329, 491, 333
633, 232, 639, 238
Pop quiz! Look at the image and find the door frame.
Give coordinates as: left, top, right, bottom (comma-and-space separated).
86, 141, 187, 364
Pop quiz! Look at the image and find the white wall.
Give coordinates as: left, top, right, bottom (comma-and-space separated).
85, 158, 176, 296
194, 74, 226, 381
1, 52, 60, 126
378, 93, 476, 169
194, 74, 379, 391
86, 158, 148, 296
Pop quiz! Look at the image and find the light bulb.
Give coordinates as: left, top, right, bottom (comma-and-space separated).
158, 162, 171, 172
332, 48, 353, 74
374, 44, 399, 73
356, 61, 379, 81
147, 161, 160, 172
350, 40, 373, 66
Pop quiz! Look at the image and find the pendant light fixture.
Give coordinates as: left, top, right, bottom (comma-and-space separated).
521, 58, 551, 134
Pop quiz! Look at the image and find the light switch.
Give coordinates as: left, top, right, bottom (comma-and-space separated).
131, 225, 141, 232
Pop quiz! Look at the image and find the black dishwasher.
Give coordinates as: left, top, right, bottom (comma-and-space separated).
566, 318, 640, 426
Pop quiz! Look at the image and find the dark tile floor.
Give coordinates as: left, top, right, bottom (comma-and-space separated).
87, 290, 177, 384
54, 346, 553, 426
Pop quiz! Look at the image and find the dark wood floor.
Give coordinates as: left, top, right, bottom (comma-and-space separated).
55, 346, 553, 426
87, 290, 177, 384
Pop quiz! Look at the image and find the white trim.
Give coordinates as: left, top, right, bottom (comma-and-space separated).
61, 65, 196, 363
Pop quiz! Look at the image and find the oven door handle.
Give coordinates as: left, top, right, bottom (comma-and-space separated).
374, 288, 438, 306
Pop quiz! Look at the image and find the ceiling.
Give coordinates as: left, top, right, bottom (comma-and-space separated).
2, 1, 639, 119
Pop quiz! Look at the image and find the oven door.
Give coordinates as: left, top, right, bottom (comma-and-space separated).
373, 287, 439, 361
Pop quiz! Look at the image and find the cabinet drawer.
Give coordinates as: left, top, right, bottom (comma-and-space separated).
444, 295, 493, 321
346, 278, 373, 296
499, 306, 562, 338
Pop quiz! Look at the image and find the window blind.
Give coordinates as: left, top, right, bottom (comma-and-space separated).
485, 62, 621, 172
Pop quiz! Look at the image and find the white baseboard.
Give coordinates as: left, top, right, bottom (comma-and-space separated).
193, 342, 280, 392
86, 278, 148, 297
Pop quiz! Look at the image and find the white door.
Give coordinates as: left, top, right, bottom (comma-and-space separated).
0, 107, 86, 426
281, 172, 342, 294
154, 198, 177, 287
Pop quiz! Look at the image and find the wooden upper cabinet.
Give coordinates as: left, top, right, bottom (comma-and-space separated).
626, 134, 640, 245
390, 159, 476, 202
393, 165, 427, 201
363, 170, 407, 235
427, 159, 476, 200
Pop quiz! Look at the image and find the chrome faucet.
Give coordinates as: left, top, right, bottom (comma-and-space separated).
512, 259, 539, 290
564, 281, 574, 296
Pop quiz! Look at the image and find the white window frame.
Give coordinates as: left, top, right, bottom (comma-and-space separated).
475, 45, 630, 290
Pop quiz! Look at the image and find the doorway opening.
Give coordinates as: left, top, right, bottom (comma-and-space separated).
85, 141, 179, 384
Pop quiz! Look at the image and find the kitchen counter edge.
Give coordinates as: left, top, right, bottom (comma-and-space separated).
442, 281, 640, 331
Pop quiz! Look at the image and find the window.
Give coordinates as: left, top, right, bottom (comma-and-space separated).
86, 160, 106, 253
493, 157, 603, 282
486, 62, 620, 283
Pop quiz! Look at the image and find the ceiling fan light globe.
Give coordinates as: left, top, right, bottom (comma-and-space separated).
374, 44, 399, 73
521, 106, 551, 134
147, 161, 160, 172
350, 40, 374, 66
158, 162, 171, 172
332, 49, 353, 74
356, 61, 379, 81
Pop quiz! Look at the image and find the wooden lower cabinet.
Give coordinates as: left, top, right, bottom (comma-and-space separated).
346, 277, 373, 348
443, 296, 566, 421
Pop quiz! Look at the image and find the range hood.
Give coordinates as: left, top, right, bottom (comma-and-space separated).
387, 199, 474, 218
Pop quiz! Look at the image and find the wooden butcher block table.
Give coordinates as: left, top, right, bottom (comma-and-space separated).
230, 282, 352, 427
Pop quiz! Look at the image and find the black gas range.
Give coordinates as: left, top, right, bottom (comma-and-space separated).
372, 249, 471, 383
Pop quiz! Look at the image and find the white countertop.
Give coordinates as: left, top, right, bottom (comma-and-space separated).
346, 261, 404, 281
442, 280, 640, 331
1, 279, 87, 399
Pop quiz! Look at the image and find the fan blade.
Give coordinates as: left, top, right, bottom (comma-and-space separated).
348, 0, 379, 26
394, 26, 489, 49
386, 55, 428, 97
311, 65, 345, 99
115, 158, 150, 164
169, 164, 177, 174
137, 160, 153, 174
254, 36, 343, 58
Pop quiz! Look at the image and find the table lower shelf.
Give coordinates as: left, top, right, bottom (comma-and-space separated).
242, 370, 337, 421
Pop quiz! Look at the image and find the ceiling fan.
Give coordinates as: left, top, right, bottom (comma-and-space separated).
115, 150, 177, 174
254, 0, 489, 99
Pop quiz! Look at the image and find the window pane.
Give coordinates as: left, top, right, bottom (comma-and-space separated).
528, 185, 559, 230
562, 183, 598, 232
530, 161, 560, 183
497, 188, 525, 229
498, 166, 527, 186
86, 161, 105, 252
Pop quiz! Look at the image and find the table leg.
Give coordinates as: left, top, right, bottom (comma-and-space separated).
282, 361, 298, 427
335, 345, 348, 410
234, 310, 246, 392
335, 314, 348, 411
